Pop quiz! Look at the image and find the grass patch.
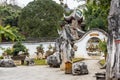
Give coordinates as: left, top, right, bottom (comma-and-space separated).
99, 59, 105, 66
72, 58, 84, 63
34, 59, 47, 65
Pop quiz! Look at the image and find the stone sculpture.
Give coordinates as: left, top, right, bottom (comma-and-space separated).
47, 53, 61, 67
58, 9, 85, 70
72, 62, 88, 75
47, 9, 85, 69
46, 38, 62, 67
106, 0, 120, 80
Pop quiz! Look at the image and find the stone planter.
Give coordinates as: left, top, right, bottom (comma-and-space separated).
11, 55, 26, 65
95, 72, 105, 80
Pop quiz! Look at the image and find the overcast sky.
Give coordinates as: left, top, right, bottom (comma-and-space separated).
14, 0, 85, 9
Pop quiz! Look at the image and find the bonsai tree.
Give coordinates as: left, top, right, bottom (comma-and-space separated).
36, 44, 44, 54
12, 41, 27, 56
45, 44, 54, 58
36, 44, 44, 59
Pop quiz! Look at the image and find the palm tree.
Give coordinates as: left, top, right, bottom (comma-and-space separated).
0, 25, 17, 42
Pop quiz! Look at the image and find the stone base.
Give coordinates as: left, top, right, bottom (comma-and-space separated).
14, 60, 21, 65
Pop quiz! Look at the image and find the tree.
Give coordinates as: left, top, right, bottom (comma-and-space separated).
0, 4, 21, 26
12, 41, 27, 56
18, 0, 64, 38
83, 0, 111, 31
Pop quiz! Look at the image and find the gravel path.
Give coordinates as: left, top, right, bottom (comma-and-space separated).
0, 60, 105, 80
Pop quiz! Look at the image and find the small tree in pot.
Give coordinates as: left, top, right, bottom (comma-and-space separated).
12, 41, 26, 56
36, 44, 44, 59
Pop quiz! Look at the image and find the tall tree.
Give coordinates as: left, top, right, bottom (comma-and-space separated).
0, 4, 21, 26
18, 0, 64, 38
83, 0, 111, 31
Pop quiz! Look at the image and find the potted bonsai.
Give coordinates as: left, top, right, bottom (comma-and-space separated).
11, 41, 27, 64
36, 44, 44, 59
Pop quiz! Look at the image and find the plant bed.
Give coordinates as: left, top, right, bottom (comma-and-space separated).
72, 58, 84, 63
34, 59, 47, 65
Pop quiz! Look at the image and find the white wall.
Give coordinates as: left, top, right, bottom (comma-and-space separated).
74, 30, 107, 58
0, 42, 55, 56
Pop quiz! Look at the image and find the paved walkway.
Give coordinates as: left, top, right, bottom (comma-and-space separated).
0, 60, 105, 80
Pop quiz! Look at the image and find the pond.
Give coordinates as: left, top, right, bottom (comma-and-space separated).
0, 42, 55, 56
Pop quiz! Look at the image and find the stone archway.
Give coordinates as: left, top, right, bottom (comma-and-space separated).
74, 29, 107, 59
86, 37, 101, 57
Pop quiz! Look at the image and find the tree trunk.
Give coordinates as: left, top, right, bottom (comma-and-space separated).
106, 0, 120, 80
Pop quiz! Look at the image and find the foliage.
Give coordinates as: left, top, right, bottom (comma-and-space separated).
36, 44, 44, 53
98, 40, 107, 59
0, 56, 3, 59
4, 47, 13, 55
72, 58, 84, 63
12, 41, 27, 56
34, 59, 47, 65
83, 0, 111, 31
99, 59, 105, 66
0, 25, 25, 42
98, 40, 107, 53
18, 0, 64, 38
48, 44, 53, 50
0, 25, 16, 42
0, 4, 21, 26
37, 44, 44, 49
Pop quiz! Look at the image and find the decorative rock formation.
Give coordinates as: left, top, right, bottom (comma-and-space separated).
106, 0, 120, 80
0, 59, 16, 67
72, 62, 88, 75
47, 8, 85, 70
47, 53, 61, 68
25, 56, 35, 66
58, 9, 85, 70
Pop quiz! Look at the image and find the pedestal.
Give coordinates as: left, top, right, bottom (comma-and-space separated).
60, 62, 65, 70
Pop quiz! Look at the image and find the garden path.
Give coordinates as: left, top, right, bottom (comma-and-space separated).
0, 60, 105, 80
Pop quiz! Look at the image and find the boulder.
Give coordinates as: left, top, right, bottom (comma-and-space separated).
25, 58, 34, 66
47, 55, 60, 68
72, 62, 88, 75
0, 59, 16, 67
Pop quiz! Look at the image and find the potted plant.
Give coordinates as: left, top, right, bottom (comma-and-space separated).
36, 44, 44, 59
11, 41, 27, 65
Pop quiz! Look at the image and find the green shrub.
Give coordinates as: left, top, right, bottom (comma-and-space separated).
12, 42, 27, 56
4, 48, 13, 55
34, 59, 47, 65
0, 56, 3, 59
